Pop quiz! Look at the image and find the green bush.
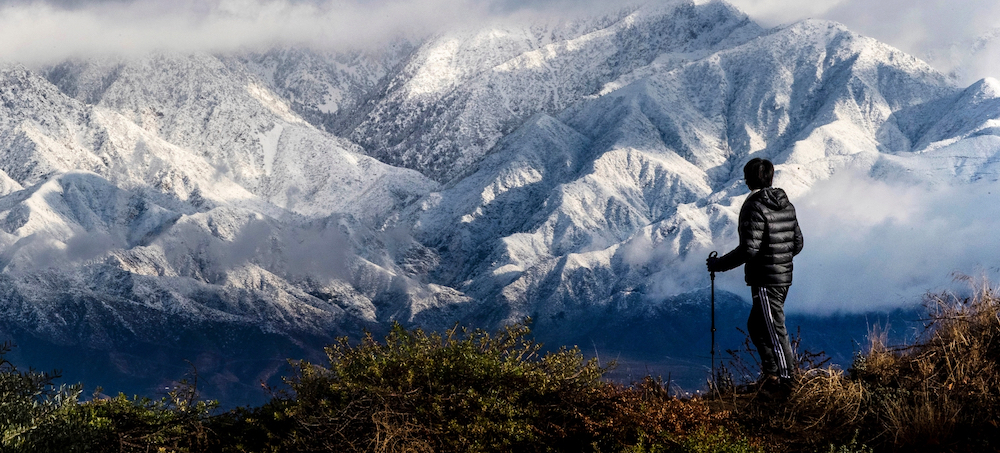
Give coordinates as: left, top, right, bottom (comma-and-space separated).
824, 432, 874, 453
1, 341, 218, 452
268, 321, 614, 452
625, 426, 764, 453
68, 385, 218, 452
0, 341, 86, 451
675, 426, 763, 453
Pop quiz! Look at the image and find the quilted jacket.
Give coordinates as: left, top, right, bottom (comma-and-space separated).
712, 187, 803, 286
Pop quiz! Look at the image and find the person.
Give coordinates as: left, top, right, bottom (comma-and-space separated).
707, 157, 803, 392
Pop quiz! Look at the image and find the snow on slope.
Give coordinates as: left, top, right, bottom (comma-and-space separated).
348, 1, 762, 182
44, 53, 438, 223
0, 55, 450, 349
399, 16, 1000, 332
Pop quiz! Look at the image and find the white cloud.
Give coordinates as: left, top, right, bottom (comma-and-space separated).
721, 0, 841, 27
0, 0, 628, 66
788, 171, 1000, 314
645, 169, 1000, 316
5, 0, 999, 84
0, 0, 487, 65
728, 0, 1000, 84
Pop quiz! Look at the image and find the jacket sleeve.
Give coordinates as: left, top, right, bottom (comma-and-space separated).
713, 203, 766, 272
792, 220, 803, 256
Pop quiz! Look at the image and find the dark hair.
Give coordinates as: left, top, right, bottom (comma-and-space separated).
743, 158, 774, 189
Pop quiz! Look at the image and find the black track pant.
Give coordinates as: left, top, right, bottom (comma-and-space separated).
748, 285, 795, 379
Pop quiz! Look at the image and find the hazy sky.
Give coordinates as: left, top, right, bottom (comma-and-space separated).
1, 0, 998, 83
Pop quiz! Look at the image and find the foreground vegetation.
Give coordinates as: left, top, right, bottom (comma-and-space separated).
3, 282, 1000, 452
758, 281, 1000, 452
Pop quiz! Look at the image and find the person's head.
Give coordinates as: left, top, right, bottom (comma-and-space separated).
743, 158, 774, 190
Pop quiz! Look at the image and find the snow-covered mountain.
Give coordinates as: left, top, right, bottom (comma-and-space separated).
2, 0, 999, 403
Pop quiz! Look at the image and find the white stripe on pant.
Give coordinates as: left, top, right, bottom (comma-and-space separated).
758, 286, 788, 379
749, 285, 795, 380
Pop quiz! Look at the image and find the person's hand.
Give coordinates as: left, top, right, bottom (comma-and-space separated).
706, 256, 720, 272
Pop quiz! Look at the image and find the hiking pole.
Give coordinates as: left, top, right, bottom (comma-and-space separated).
709, 251, 718, 391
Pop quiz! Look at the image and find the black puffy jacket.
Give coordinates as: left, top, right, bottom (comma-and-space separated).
713, 187, 803, 286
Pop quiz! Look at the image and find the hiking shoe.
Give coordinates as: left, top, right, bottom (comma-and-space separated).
760, 376, 793, 399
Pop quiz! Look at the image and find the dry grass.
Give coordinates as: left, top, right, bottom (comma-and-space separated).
858, 280, 1000, 449
728, 279, 1000, 452
784, 367, 867, 434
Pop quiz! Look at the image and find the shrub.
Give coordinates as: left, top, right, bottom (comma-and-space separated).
264, 321, 611, 452
673, 426, 764, 453
824, 432, 874, 453
68, 383, 218, 452
2, 322, 750, 453
236, 321, 747, 453
0, 341, 86, 451
0, 342, 218, 453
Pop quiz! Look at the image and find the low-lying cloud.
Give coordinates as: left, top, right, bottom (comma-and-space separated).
641, 169, 1000, 316
0, 0, 469, 64
788, 171, 1000, 314
0, 0, 619, 66
5, 0, 998, 84
701, 170, 1000, 315
728, 0, 1000, 84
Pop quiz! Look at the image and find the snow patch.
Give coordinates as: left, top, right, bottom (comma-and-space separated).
407, 37, 463, 97
316, 92, 341, 114
258, 124, 284, 177
246, 82, 305, 124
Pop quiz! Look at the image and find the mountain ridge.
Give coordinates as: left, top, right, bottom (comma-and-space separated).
1, 0, 998, 404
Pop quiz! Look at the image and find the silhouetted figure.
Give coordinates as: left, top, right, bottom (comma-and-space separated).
707, 158, 803, 392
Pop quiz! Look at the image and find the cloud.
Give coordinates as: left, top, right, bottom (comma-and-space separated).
719, 0, 841, 27
0, 0, 626, 66
0, 0, 467, 65
3, 0, 999, 85
787, 170, 1000, 314
637, 168, 1000, 316
825, 0, 1000, 84
0, 230, 126, 273
6, 0, 998, 84
727, 0, 1000, 84
163, 216, 353, 283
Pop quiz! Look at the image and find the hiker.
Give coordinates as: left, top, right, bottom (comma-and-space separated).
706, 157, 803, 391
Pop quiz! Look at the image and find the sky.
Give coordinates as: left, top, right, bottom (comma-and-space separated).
1, 0, 999, 84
